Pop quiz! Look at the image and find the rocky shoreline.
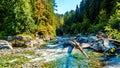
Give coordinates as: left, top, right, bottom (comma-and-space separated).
0, 33, 120, 68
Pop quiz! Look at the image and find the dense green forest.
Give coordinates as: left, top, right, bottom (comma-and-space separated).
0, 0, 120, 39
0, 0, 58, 38
61, 0, 120, 39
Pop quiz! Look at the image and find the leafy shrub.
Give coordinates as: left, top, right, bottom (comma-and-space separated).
105, 26, 120, 40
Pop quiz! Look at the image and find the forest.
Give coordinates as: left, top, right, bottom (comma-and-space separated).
0, 0, 120, 39
0, 0, 120, 68
0, 0, 57, 38
61, 0, 120, 39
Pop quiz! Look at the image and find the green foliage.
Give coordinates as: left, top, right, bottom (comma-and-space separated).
80, 17, 90, 33
108, 2, 120, 30
104, 2, 120, 40
13, 0, 37, 33
105, 26, 120, 39
0, 0, 37, 36
0, 0, 57, 38
62, 0, 120, 35
0, 0, 119, 37
0, 50, 33, 67
33, 0, 57, 36
110, 48, 116, 53
55, 14, 64, 28
0, 52, 33, 67
0, 0, 15, 36
0, 31, 5, 39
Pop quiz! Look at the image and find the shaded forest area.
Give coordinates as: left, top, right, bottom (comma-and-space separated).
59, 0, 120, 39
0, 0, 120, 40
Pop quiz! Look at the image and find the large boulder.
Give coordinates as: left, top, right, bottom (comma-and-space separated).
91, 39, 116, 52
0, 40, 13, 49
7, 35, 32, 47
7, 35, 46, 48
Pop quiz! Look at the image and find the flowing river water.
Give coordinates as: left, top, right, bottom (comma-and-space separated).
0, 37, 120, 68
41, 38, 120, 68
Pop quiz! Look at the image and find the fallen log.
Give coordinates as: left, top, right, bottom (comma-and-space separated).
68, 41, 89, 59
74, 41, 89, 59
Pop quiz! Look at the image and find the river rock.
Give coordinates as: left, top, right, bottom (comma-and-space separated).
103, 39, 116, 51
56, 37, 70, 44
7, 36, 14, 41
91, 40, 104, 52
81, 43, 91, 48
0, 40, 13, 49
77, 37, 88, 43
91, 39, 116, 52
8, 35, 32, 47
74, 34, 88, 43
87, 35, 98, 46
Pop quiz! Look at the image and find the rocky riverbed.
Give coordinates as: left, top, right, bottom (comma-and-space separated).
0, 45, 120, 68
0, 35, 120, 68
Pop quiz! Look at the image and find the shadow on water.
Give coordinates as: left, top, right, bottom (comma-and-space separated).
104, 50, 120, 67
66, 54, 78, 68
55, 52, 89, 68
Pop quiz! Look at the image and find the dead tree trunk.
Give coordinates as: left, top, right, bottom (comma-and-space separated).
68, 41, 89, 59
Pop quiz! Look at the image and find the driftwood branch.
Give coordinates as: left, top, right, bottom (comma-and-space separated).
68, 41, 89, 59
108, 39, 120, 46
